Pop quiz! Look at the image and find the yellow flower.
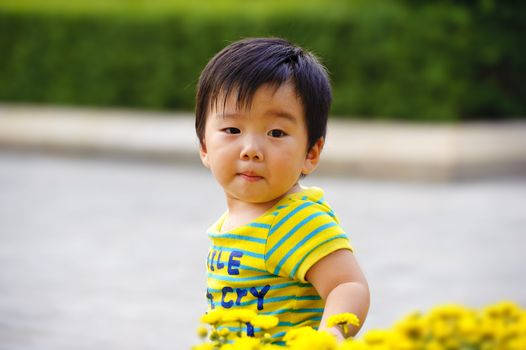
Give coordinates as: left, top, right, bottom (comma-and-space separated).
327, 313, 360, 336
425, 340, 444, 350
427, 304, 471, 322
195, 301, 526, 350
429, 319, 455, 340
197, 326, 208, 339
458, 315, 479, 343
392, 337, 418, 350
201, 309, 226, 325
338, 339, 368, 350
288, 330, 337, 350
231, 336, 262, 349
441, 337, 460, 350
209, 329, 221, 342
327, 313, 361, 328
222, 309, 257, 323
394, 312, 424, 340
362, 329, 393, 346
217, 328, 230, 337
261, 333, 272, 344
519, 311, 526, 328
260, 345, 284, 350
251, 315, 279, 330
283, 326, 319, 344
484, 301, 522, 321
508, 336, 526, 350
479, 317, 498, 341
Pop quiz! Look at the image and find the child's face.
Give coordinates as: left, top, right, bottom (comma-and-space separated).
200, 82, 322, 206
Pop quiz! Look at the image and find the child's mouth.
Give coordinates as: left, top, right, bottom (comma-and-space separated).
238, 172, 263, 182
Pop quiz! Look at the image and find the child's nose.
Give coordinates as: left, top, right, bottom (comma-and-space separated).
240, 136, 264, 161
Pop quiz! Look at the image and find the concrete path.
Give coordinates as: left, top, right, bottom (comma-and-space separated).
0, 151, 525, 349
1, 104, 525, 181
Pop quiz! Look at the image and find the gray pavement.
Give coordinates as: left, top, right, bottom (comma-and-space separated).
1, 104, 526, 181
0, 151, 525, 350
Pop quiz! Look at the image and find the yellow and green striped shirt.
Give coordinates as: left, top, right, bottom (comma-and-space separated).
205, 186, 353, 343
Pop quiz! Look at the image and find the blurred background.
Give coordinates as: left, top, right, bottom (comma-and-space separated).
1, 0, 525, 120
0, 0, 525, 349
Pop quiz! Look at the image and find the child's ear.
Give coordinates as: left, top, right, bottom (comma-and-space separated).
199, 141, 210, 169
302, 137, 324, 175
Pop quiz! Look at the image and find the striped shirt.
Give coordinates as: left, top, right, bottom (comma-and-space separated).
205, 187, 353, 344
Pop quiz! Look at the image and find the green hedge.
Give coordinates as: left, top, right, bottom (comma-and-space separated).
0, 0, 524, 121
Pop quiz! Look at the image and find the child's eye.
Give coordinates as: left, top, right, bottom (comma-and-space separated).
267, 129, 287, 138
223, 127, 241, 134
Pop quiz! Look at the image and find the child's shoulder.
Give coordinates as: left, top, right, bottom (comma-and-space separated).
287, 186, 325, 203
271, 186, 337, 222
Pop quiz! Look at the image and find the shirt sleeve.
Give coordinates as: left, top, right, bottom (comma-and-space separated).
265, 201, 353, 283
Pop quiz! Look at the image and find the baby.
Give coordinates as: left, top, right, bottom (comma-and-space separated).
195, 37, 369, 344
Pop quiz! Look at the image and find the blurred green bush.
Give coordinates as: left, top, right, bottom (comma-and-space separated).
0, 0, 524, 121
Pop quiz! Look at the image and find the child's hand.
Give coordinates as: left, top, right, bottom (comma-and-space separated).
306, 249, 370, 338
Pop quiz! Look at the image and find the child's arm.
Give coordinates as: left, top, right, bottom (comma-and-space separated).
305, 249, 370, 340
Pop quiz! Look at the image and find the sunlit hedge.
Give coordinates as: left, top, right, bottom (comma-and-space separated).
0, 0, 524, 121
194, 301, 526, 349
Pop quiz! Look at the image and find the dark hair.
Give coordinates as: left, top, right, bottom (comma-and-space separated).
195, 37, 332, 151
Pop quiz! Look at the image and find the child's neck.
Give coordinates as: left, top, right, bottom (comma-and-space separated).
221, 184, 303, 233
